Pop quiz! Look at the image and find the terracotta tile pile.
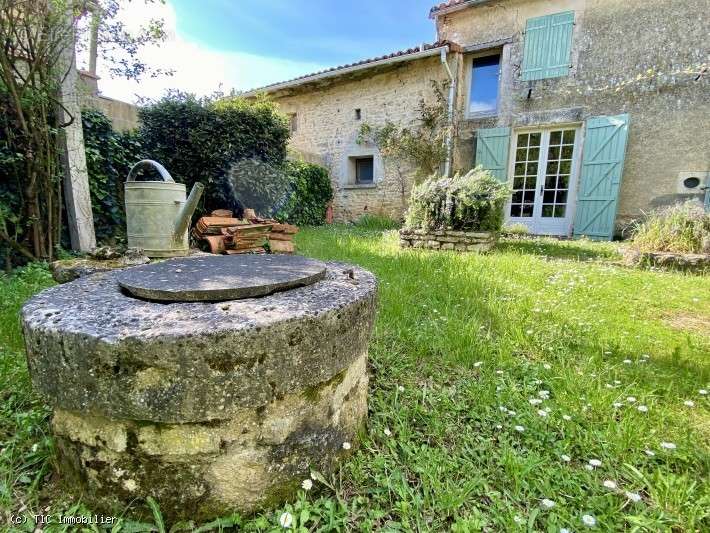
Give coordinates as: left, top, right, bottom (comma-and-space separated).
193, 209, 298, 254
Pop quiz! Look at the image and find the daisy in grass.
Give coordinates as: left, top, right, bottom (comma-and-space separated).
514, 425, 525, 432
602, 479, 617, 489
660, 441, 676, 450
301, 479, 313, 491
582, 514, 597, 527
342, 442, 351, 450
540, 498, 556, 509
529, 398, 543, 405
683, 400, 695, 407
588, 459, 602, 468
625, 491, 642, 502
561, 454, 571, 462
563, 414, 572, 421
637, 405, 648, 412
279, 512, 293, 528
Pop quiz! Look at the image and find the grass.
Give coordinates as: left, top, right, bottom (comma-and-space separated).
1, 229, 709, 531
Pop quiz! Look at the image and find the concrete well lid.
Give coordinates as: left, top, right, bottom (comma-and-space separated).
117, 254, 327, 302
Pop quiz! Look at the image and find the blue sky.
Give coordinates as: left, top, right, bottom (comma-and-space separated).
99, 0, 439, 102
171, 0, 437, 66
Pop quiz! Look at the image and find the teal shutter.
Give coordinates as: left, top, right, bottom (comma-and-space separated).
521, 11, 575, 81
573, 114, 630, 241
475, 127, 510, 182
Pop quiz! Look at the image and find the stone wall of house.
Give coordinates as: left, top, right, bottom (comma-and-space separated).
270, 56, 449, 223
437, 0, 710, 230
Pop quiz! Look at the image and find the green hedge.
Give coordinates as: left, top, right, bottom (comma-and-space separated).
138, 92, 290, 216
405, 167, 509, 232
276, 160, 333, 226
82, 109, 143, 244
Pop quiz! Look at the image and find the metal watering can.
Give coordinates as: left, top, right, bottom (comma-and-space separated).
125, 160, 204, 257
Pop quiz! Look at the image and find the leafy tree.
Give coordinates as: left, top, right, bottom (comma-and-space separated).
0, 0, 167, 267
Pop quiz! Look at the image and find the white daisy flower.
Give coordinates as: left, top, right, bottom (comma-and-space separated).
526, 329, 534, 335
699, 389, 707, 395
585, 464, 594, 471
496, 370, 504, 375
31, 444, 38, 453
514, 425, 525, 432
683, 400, 695, 407
641, 354, 650, 359
613, 402, 622, 408
623, 359, 632, 364
474, 361, 483, 367
582, 514, 596, 527
342, 442, 352, 450
495, 424, 503, 429
543, 363, 552, 370
602, 479, 617, 489
514, 515, 525, 524
529, 398, 543, 405
533, 379, 543, 385
279, 511, 293, 528
538, 390, 550, 399
613, 380, 621, 385
560, 529, 571, 533
561, 454, 571, 462
541, 498, 556, 509
626, 396, 636, 403
537, 409, 548, 417
660, 441, 676, 450
625, 491, 641, 502
397, 385, 405, 392
605, 384, 613, 389
507, 410, 517, 417
500, 406, 508, 413
644, 449, 655, 457
637, 405, 648, 413
301, 479, 313, 491
383, 428, 392, 437
563, 415, 572, 421
588, 459, 602, 468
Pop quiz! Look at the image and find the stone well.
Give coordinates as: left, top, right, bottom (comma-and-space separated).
22, 255, 377, 521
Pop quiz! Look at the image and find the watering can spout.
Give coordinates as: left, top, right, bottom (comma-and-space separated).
173, 182, 205, 243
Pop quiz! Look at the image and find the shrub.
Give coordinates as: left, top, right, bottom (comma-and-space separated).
631, 201, 710, 254
275, 160, 333, 226
82, 109, 143, 245
405, 167, 509, 232
138, 92, 289, 216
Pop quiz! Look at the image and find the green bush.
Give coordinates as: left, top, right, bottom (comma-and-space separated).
138, 92, 289, 216
405, 167, 509, 232
275, 160, 333, 226
82, 109, 142, 245
631, 201, 710, 254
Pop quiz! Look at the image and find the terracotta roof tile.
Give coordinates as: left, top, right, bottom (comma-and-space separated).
247, 41, 458, 94
429, 0, 493, 18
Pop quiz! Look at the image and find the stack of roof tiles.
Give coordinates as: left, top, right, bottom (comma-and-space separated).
193, 210, 298, 254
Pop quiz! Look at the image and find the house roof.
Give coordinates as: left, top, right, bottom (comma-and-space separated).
429, 0, 496, 18
244, 41, 459, 96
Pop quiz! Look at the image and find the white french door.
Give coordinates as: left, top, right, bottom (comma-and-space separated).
505, 127, 581, 236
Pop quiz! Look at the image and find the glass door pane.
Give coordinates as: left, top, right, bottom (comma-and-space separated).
541, 129, 575, 218
509, 132, 541, 218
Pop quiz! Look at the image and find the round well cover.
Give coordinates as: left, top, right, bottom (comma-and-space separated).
117, 254, 327, 302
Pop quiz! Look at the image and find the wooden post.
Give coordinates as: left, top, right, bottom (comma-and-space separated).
57, 9, 96, 252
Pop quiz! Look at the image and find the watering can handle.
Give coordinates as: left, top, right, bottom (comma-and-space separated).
126, 160, 175, 183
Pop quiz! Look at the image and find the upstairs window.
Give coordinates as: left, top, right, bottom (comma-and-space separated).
521, 11, 575, 81
288, 113, 298, 133
355, 157, 374, 183
468, 54, 500, 116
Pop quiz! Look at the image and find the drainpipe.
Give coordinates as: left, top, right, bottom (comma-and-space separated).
440, 48, 456, 178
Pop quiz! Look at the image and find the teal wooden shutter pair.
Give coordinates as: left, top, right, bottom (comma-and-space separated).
521, 11, 575, 81
475, 127, 510, 182
573, 114, 630, 241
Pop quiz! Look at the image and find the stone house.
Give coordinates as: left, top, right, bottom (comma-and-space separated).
246, 0, 709, 239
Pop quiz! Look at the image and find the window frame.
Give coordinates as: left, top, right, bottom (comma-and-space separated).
288, 113, 298, 134
464, 50, 502, 120
354, 156, 374, 184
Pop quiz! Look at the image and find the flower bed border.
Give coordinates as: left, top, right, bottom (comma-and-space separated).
624, 249, 710, 273
399, 228, 497, 252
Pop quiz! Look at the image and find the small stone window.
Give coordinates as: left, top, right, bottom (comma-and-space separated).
355, 157, 374, 184
355, 108, 361, 120
288, 113, 298, 133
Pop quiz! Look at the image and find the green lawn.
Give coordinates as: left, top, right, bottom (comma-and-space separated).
1, 228, 708, 532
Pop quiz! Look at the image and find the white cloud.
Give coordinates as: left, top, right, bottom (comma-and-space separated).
82, 1, 325, 103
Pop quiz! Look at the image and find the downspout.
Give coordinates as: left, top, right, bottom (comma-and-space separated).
440, 48, 456, 178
